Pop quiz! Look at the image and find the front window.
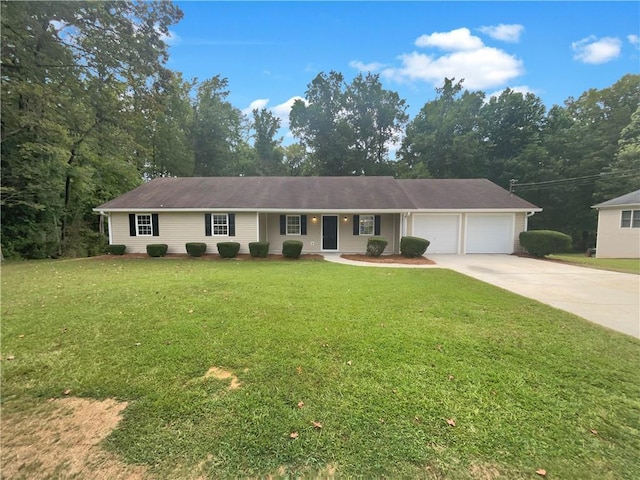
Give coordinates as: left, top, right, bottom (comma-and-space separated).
621, 210, 640, 228
212, 214, 229, 235
359, 215, 374, 235
287, 215, 301, 235
137, 214, 152, 236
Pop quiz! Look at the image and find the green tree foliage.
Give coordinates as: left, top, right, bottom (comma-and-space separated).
1, 0, 182, 258
398, 78, 485, 178
290, 71, 408, 175
192, 76, 247, 176
252, 108, 284, 175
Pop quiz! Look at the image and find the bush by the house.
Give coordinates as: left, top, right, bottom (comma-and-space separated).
146, 244, 168, 257
186, 242, 207, 257
400, 236, 430, 258
366, 237, 388, 257
217, 242, 240, 258
519, 230, 572, 257
105, 244, 126, 255
282, 240, 303, 259
249, 241, 270, 258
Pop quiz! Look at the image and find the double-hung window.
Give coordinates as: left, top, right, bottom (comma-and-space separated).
212, 214, 229, 235
359, 215, 375, 235
621, 210, 640, 228
136, 214, 152, 236
287, 215, 301, 235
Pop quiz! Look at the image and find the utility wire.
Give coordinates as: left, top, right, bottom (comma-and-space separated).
511, 169, 639, 192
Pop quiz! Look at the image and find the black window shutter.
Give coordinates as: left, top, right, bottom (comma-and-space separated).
129, 214, 137, 236
374, 215, 381, 236
205, 214, 212, 236
228, 213, 235, 236
152, 214, 159, 236
301, 215, 307, 235
353, 215, 359, 235
280, 215, 286, 235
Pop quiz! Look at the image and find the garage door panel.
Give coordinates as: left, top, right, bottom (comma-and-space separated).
413, 215, 459, 254
466, 214, 514, 254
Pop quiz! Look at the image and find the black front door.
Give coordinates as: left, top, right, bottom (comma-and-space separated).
322, 215, 338, 250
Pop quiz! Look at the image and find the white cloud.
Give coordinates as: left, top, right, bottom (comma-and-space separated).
628, 34, 640, 48
572, 36, 621, 64
349, 60, 387, 72
478, 24, 524, 43
382, 46, 524, 90
242, 98, 270, 116
487, 85, 536, 101
415, 27, 484, 51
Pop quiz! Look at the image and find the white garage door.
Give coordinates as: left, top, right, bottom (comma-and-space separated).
466, 214, 514, 254
412, 215, 459, 254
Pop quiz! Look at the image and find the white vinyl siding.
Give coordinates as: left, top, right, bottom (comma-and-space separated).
110, 212, 255, 254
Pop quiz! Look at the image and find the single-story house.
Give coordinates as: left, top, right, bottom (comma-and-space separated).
592, 189, 640, 258
94, 176, 541, 255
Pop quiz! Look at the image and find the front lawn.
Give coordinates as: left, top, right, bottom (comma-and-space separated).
2, 258, 639, 479
548, 253, 640, 274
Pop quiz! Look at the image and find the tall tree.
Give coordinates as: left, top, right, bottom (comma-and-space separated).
1, 0, 183, 258
251, 108, 284, 175
192, 76, 246, 176
398, 78, 485, 178
290, 71, 407, 175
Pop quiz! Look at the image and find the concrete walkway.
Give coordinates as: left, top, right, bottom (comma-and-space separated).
323, 253, 640, 338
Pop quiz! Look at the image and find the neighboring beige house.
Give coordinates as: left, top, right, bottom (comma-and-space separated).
592, 189, 640, 258
94, 177, 541, 255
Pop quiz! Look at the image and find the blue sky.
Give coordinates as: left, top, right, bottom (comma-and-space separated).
166, 1, 640, 141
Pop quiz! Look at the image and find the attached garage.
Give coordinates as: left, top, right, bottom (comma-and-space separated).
412, 214, 460, 254
465, 214, 515, 254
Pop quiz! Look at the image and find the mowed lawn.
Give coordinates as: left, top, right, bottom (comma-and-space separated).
547, 254, 640, 275
1, 258, 639, 479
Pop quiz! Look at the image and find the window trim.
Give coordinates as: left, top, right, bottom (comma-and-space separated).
211, 213, 229, 236
136, 214, 153, 236
620, 209, 640, 229
286, 215, 301, 235
359, 214, 375, 236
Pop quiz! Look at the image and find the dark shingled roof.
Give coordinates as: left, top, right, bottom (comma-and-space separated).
96, 177, 540, 211
592, 189, 640, 208
397, 178, 539, 209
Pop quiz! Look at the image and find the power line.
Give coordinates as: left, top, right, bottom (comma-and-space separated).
510, 169, 639, 192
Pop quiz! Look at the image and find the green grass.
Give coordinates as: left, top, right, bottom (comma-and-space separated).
548, 253, 640, 274
2, 258, 639, 479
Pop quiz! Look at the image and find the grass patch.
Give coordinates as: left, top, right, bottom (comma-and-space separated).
2, 258, 639, 478
548, 253, 640, 274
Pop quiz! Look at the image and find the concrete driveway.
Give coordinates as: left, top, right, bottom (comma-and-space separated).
429, 254, 640, 338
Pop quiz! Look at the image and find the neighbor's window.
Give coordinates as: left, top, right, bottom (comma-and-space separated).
287, 215, 301, 235
212, 214, 229, 235
359, 215, 375, 235
136, 214, 152, 236
620, 210, 640, 228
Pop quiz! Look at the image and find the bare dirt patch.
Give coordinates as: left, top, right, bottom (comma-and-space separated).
341, 254, 436, 265
1, 397, 147, 480
204, 366, 241, 390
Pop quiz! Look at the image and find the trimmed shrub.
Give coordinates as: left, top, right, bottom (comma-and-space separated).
400, 236, 430, 258
105, 244, 126, 255
366, 237, 388, 257
282, 240, 303, 259
217, 242, 240, 258
519, 230, 572, 257
186, 242, 207, 257
249, 241, 270, 258
146, 244, 168, 257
